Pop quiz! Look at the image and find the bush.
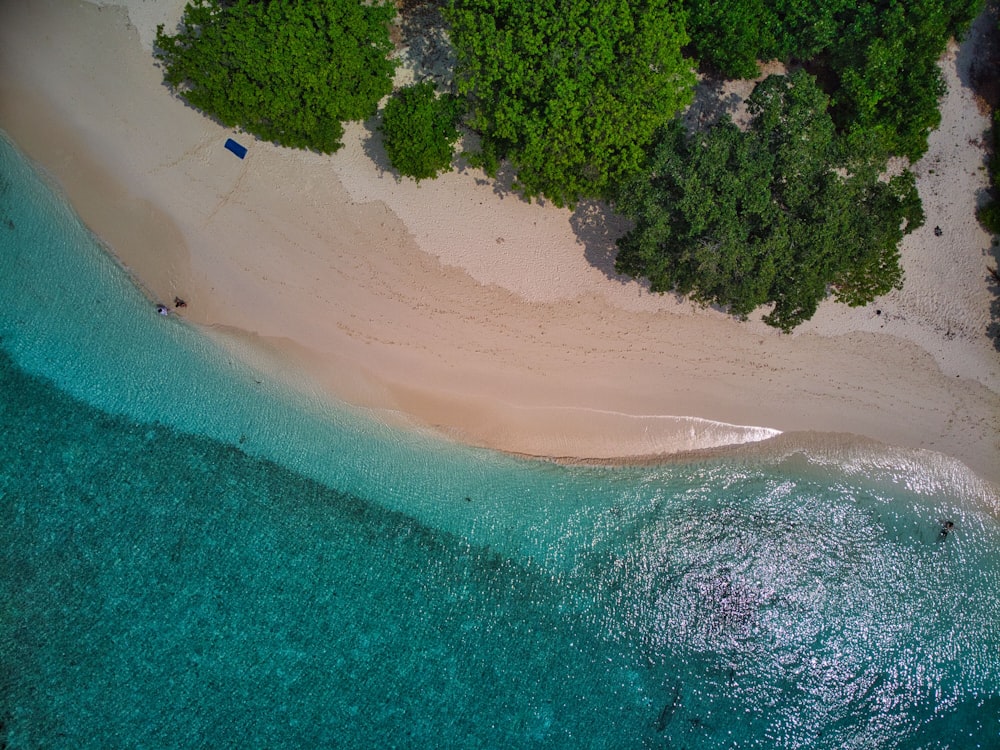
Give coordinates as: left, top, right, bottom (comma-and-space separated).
979, 110, 1000, 234
379, 83, 461, 182
154, 0, 396, 153
685, 0, 852, 79
614, 72, 924, 331
978, 203, 1000, 235
685, 0, 985, 162
445, 0, 695, 206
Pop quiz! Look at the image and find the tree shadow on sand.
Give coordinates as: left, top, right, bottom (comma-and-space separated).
958, 4, 999, 99
963, 5, 1000, 350
986, 242, 1000, 352
568, 200, 706, 309
394, 0, 455, 92
568, 200, 634, 285
568, 75, 742, 302
679, 75, 744, 132
360, 114, 395, 178
467, 160, 548, 204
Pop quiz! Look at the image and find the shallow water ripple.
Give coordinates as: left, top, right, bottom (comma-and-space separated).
569, 470, 1000, 748
1, 129, 998, 749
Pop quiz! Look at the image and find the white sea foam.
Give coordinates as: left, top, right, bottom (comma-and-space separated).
4, 130, 1000, 750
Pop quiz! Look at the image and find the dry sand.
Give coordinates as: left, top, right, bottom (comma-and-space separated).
1, 0, 997, 482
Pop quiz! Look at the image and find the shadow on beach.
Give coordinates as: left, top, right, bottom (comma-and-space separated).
680, 74, 744, 132
569, 200, 634, 285
962, 5, 1000, 350
360, 115, 395, 179
958, 3, 1000, 99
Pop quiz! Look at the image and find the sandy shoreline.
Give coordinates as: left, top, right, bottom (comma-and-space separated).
1, 0, 998, 483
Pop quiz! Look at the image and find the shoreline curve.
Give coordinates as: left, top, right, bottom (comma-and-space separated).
0, 0, 997, 484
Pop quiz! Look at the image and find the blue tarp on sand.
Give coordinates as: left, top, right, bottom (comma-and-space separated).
224, 138, 248, 159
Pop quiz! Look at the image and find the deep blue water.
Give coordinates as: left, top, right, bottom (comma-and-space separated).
1, 131, 999, 749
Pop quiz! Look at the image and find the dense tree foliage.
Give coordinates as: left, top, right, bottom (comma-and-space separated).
151, 0, 985, 331
154, 0, 396, 153
829, 0, 978, 160
614, 72, 924, 331
979, 111, 1000, 235
685, 0, 984, 160
685, 0, 853, 80
445, 0, 695, 206
379, 83, 461, 182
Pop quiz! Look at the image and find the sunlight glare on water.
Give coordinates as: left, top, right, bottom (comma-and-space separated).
1, 132, 999, 749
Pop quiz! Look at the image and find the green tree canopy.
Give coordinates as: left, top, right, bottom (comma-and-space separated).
614, 71, 924, 331
830, 0, 982, 161
154, 0, 397, 153
685, 0, 852, 79
684, 0, 984, 161
379, 82, 461, 182
445, 0, 696, 207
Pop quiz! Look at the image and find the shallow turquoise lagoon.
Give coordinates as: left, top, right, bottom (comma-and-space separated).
1, 132, 999, 749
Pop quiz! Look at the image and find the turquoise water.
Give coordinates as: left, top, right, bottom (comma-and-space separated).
1, 131, 999, 749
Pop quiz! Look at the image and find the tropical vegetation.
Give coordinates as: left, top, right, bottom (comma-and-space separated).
614, 72, 925, 331
154, 0, 396, 153
685, 0, 984, 161
980, 110, 1000, 235
379, 82, 461, 181
444, 0, 695, 206
152, 0, 990, 329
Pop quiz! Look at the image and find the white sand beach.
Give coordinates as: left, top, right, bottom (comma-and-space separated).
1, 0, 997, 482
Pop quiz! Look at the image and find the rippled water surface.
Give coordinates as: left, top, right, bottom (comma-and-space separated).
2, 133, 998, 749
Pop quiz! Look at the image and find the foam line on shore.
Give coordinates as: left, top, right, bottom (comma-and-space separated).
0, 0, 996, 483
